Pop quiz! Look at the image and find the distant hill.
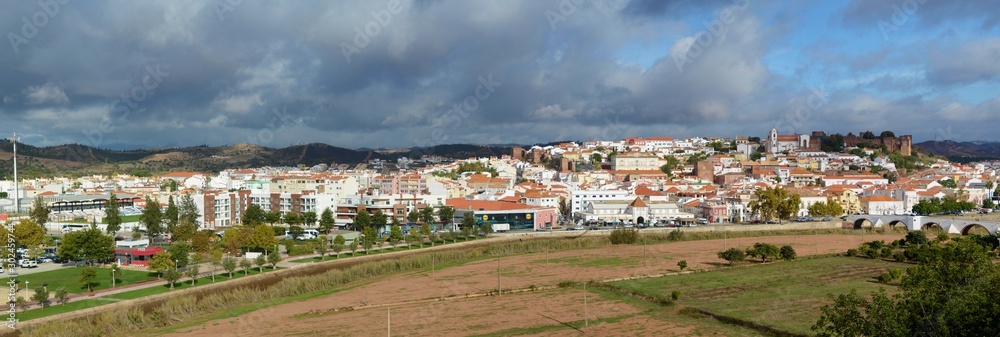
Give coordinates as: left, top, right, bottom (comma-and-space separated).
915, 140, 1000, 161
0, 139, 519, 178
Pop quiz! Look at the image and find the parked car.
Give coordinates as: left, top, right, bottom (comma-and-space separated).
18, 260, 37, 268
822, 216, 833, 221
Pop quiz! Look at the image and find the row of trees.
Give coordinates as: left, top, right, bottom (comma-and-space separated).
132, 193, 200, 241
910, 196, 977, 215
717, 243, 796, 265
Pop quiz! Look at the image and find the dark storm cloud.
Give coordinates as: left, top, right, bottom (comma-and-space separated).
0, 0, 997, 150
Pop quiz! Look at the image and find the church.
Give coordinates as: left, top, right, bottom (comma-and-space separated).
763, 128, 811, 153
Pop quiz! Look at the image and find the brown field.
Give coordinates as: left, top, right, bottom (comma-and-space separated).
163, 233, 903, 337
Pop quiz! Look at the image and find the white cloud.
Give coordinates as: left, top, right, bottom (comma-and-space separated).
213, 93, 264, 114
24, 83, 70, 105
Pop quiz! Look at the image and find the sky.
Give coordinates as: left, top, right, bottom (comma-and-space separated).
1, 0, 999, 150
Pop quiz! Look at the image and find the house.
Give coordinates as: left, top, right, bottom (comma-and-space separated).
860, 195, 905, 215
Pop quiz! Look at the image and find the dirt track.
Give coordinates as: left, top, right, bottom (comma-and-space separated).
165, 233, 902, 337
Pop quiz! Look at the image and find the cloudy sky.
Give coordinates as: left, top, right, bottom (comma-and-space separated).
1, 0, 999, 150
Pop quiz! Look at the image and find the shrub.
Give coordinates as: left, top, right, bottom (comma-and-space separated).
936, 233, 950, 243
893, 252, 906, 262
272, 226, 286, 237
557, 281, 578, 288
671, 290, 681, 301
865, 248, 879, 259
880, 247, 893, 258
667, 229, 684, 241
609, 228, 639, 245
717, 248, 745, 266
779, 245, 796, 260
846, 248, 858, 257
677, 260, 687, 270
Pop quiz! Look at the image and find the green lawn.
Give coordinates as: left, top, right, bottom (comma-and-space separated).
15, 299, 113, 321
105, 267, 283, 300
608, 257, 905, 335
13, 267, 155, 294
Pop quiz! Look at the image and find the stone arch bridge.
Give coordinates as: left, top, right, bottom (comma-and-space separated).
845, 215, 1000, 235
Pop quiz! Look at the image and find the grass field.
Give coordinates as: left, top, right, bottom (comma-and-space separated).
15, 299, 114, 322
608, 256, 906, 335
14, 268, 155, 294
104, 267, 283, 300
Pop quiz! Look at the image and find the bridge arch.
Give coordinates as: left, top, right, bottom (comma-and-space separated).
960, 224, 991, 236
921, 222, 943, 233
853, 218, 873, 229
886, 220, 909, 232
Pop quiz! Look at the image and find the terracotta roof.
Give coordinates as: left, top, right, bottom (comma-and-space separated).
629, 197, 648, 208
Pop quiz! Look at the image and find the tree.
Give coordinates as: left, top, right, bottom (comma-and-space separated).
905, 231, 929, 247
389, 220, 403, 250
420, 222, 432, 247
185, 264, 200, 286
302, 211, 317, 228
748, 187, 801, 223
880, 130, 895, 138
163, 195, 179, 235
660, 155, 681, 178
163, 268, 181, 290
333, 235, 346, 259
192, 230, 213, 253
288, 225, 305, 240
239, 258, 252, 276
173, 194, 200, 242
140, 195, 163, 239
254, 253, 266, 273
420, 206, 435, 227
813, 239, 1000, 336
718, 248, 745, 266
54, 287, 68, 305
31, 286, 49, 308
348, 240, 358, 256
243, 204, 265, 227
937, 178, 957, 189
984, 198, 995, 209
0, 192, 6, 199
746, 243, 780, 262
222, 227, 245, 256
809, 199, 844, 217
461, 211, 476, 236
105, 192, 122, 234
208, 247, 223, 282
677, 260, 688, 270
372, 211, 388, 232
263, 210, 282, 226
361, 226, 377, 254
29, 195, 50, 227
246, 225, 278, 253
79, 266, 98, 292
267, 250, 281, 269
354, 210, 371, 230
407, 227, 421, 249
283, 212, 302, 227
58, 227, 115, 264
222, 257, 238, 278
316, 235, 329, 260
406, 209, 419, 223
149, 252, 174, 279
13, 219, 45, 247
780, 245, 797, 260
168, 243, 191, 268
438, 206, 455, 231
479, 221, 494, 237
319, 208, 335, 234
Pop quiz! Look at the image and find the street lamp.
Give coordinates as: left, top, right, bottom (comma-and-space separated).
112, 268, 116, 288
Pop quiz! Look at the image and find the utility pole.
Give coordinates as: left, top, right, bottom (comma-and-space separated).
584, 282, 588, 327
497, 256, 501, 297
12, 133, 18, 213
387, 307, 391, 337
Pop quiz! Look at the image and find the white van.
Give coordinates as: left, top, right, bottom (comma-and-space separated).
285, 229, 319, 240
